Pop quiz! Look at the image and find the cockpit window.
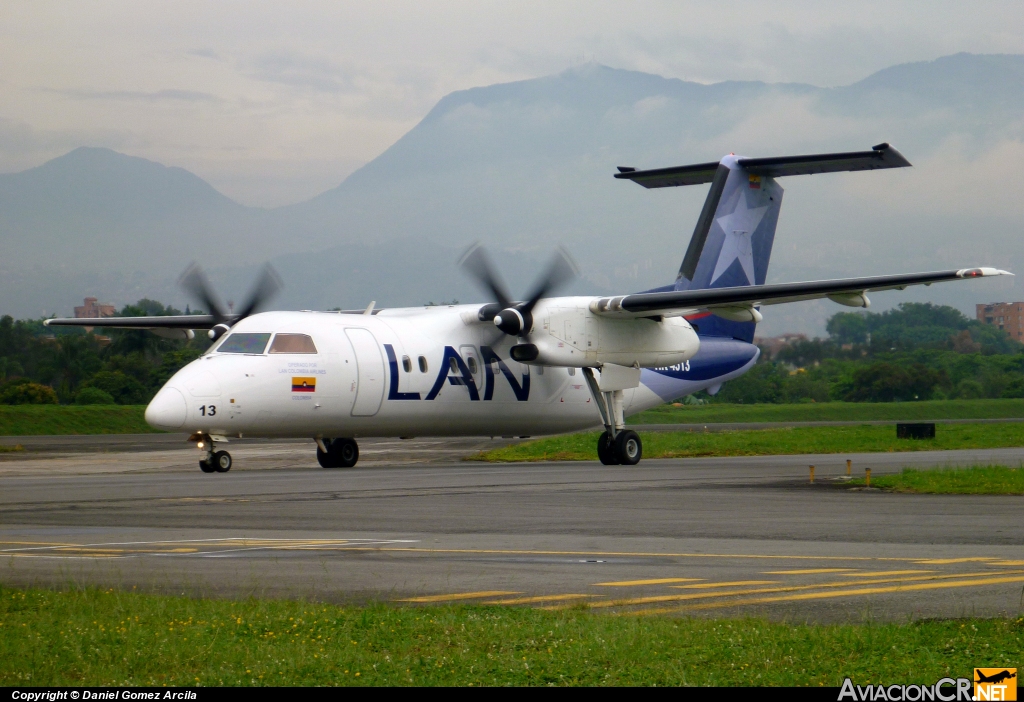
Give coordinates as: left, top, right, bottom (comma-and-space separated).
216, 333, 271, 354
269, 333, 318, 354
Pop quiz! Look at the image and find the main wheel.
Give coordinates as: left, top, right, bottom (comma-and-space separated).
332, 438, 359, 468
199, 458, 217, 473
597, 431, 619, 465
213, 450, 232, 472
614, 430, 642, 466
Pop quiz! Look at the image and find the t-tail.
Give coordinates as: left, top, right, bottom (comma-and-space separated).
615, 143, 911, 400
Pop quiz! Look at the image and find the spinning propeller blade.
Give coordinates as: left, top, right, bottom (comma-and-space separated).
179, 263, 282, 340
459, 244, 578, 339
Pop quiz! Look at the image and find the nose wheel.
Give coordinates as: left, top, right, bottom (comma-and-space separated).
200, 450, 232, 473
316, 438, 359, 468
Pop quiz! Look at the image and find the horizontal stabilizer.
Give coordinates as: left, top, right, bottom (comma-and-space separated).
615, 143, 911, 189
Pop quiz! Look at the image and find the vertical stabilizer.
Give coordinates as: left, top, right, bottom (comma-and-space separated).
675, 156, 782, 341
678, 155, 783, 292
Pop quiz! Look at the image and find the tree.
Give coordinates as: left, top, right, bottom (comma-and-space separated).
826, 312, 868, 345
840, 362, 947, 402
0, 382, 58, 405
81, 371, 148, 405
74, 387, 116, 405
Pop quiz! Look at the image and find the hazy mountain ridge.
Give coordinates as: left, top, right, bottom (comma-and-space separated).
2, 53, 1022, 332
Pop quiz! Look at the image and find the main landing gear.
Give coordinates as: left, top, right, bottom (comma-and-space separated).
316, 438, 359, 469
582, 368, 643, 466
596, 429, 642, 466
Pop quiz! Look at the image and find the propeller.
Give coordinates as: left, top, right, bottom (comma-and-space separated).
179, 262, 283, 340
459, 243, 579, 341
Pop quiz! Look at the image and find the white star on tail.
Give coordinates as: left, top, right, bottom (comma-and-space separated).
710, 195, 768, 285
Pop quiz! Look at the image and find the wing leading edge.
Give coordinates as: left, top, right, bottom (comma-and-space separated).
590, 268, 1012, 319
44, 315, 221, 330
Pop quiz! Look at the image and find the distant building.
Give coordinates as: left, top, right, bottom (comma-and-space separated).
74, 297, 116, 319
73, 297, 116, 333
977, 302, 1024, 340
753, 332, 807, 358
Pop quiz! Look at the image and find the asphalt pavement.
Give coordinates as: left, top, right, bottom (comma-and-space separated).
1, 435, 1022, 622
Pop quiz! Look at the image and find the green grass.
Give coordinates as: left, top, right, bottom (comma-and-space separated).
848, 465, 1024, 494
1, 586, 1020, 686
0, 444, 23, 453
629, 398, 1024, 425
477, 423, 1024, 462
0, 405, 158, 435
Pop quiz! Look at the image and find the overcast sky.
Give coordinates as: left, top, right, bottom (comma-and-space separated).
2, 1, 1023, 206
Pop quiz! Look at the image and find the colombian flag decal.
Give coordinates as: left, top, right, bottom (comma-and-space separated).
292, 376, 316, 392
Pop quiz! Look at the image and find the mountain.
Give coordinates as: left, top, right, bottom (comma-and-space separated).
0, 147, 269, 271
1, 53, 1022, 333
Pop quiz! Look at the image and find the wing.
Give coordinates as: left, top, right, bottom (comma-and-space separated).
44, 315, 221, 330
590, 268, 1012, 319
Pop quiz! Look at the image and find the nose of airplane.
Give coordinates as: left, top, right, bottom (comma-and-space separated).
145, 387, 188, 430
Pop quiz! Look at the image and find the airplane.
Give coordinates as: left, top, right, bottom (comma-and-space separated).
46, 143, 1011, 472
975, 670, 1016, 684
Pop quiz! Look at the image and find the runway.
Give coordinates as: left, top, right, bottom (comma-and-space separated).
1, 435, 1023, 622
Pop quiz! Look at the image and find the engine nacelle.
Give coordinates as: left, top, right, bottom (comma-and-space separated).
516, 299, 700, 368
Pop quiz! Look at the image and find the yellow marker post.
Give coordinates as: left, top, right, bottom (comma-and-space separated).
865, 468, 871, 487
846, 459, 852, 476
809, 465, 815, 484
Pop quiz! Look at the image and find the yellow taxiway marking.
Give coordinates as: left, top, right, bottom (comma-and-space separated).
398, 591, 521, 603
651, 575, 1024, 615
344, 547, 912, 562
481, 594, 596, 605
585, 570, 1024, 609
763, 568, 856, 575
673, 581, 779, 589
594, 578, 703, 587
842, 570, 935, 577
912, 557, 997, 564
987, 560, 1024, 566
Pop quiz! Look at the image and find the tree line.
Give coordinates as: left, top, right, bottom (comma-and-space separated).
714, 303, 1024, 404
0, 300, 210, 405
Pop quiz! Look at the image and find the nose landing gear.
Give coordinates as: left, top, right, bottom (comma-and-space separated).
316, 438, 359, 468
192, 434, 232, 473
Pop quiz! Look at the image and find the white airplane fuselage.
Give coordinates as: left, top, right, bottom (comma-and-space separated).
144, 298, 748, 438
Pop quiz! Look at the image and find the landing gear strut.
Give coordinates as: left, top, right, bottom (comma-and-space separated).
583, 368, 643, 466
316, 438, 359, 468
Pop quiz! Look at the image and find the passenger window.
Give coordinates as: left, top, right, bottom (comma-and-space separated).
449, 357, 458, 373
468, 357, 478, 374
418, 356, 428, 373
268, 333, 317, 354
216, 333, 271, 354
402, 355, 412, 373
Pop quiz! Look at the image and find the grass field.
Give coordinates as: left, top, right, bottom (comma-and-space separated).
1, 586, 1020, 686
0, 399, 1021, 437
0, 405, 156, 435
848, 465, 1024, 494
629, 398, 1024, 425
477, 423, 1024, 462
